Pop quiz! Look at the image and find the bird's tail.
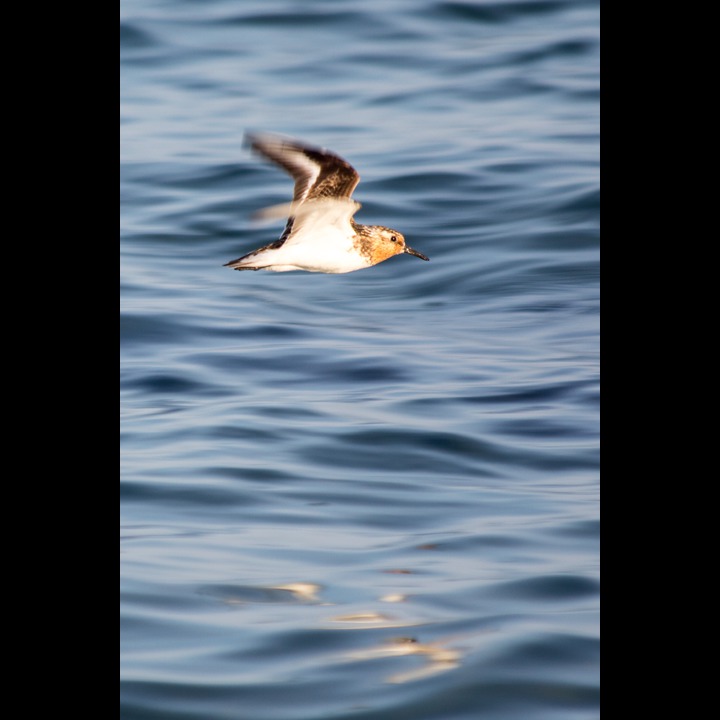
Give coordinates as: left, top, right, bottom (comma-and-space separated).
224, 252, 262, 270
224, 240, 285, 270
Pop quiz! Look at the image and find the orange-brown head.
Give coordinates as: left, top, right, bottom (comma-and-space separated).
358, 226, 430, 267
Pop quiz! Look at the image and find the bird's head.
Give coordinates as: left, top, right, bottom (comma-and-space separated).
369, 227, 430, 265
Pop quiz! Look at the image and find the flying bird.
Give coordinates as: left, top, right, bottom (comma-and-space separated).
224, 133, 429, 273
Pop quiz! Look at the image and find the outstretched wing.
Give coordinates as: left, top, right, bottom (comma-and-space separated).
246, 132, 361, 204
245, 132, 361, 244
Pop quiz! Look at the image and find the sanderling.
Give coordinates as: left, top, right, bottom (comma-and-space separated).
225, 133, 429, 273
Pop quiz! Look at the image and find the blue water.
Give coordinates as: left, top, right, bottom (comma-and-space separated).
120, 1, 599, 718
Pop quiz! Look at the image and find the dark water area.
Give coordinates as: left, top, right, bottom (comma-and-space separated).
120, 1, 599, 718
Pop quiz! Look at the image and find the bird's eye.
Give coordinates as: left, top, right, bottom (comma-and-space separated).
390, 236, 397, 243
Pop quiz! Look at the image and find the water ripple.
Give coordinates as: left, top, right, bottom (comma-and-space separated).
121, 0, 599, 716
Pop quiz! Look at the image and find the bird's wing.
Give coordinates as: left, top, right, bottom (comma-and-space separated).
245, 132, 362, 244
246, 132, 361, 204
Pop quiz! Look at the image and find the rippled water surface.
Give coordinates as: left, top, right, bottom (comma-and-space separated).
120, 1, 599, 718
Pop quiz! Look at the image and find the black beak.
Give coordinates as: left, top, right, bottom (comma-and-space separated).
405, 246, 430, 261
